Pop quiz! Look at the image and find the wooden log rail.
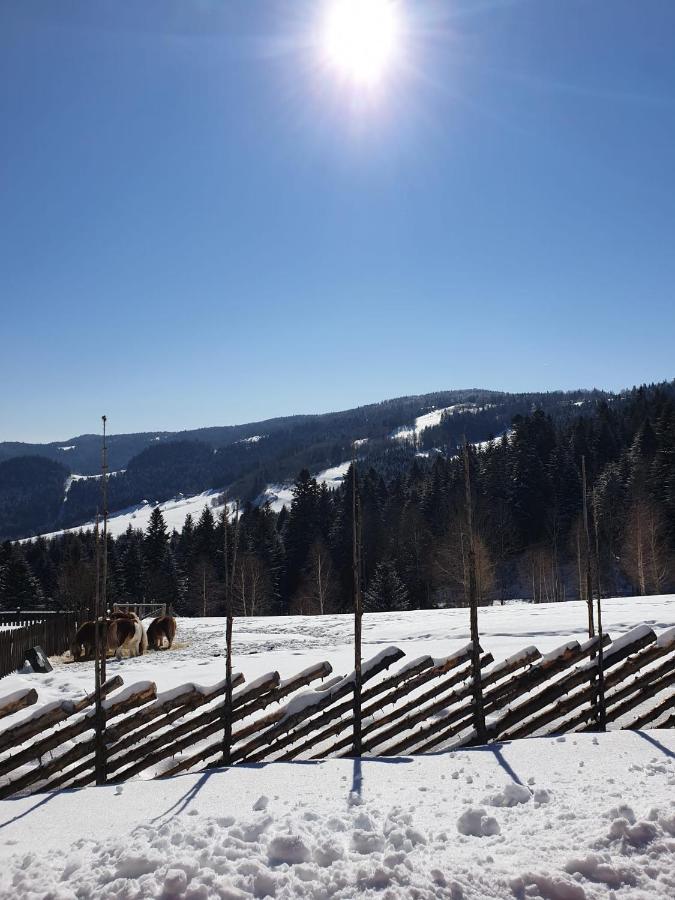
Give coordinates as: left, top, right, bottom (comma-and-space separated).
95, 672, 280, 783
28, 674, 247, 795
0, 681, 155, 783
401, 637, 607, 756
110, 661, 335, 784
554, 631, 675, 733
234, 646, 405, 765
163, 648, 405, 777
272, 652, 469, 762
628, 691, 675, 730
0, 688, 38, 722
319, 652, 492, 761
44, 665, 331, 792
0, 682, 157, 800
160, 666, 342, 779
373, 647, 544, 757
0, 624, 673, 801
497, 628, 656, 741
289, 646, 478, 762
598, 661, 675, 729
0, 677, 123, 755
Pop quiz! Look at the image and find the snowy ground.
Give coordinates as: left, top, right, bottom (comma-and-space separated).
1, 730, 674, 898
1, 595, 674, 719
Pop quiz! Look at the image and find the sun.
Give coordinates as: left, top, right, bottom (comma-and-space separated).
321, 0, 401, 87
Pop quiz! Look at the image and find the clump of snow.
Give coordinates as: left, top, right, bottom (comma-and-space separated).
267, 833, 311, 865
456, 806, 500, 837
484, 781, 531, 807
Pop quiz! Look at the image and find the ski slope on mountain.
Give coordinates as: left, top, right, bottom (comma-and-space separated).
391, 403, 489, 442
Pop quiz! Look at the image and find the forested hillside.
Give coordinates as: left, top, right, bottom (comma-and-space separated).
2, 381, 673, 615
0, 388, 604, 540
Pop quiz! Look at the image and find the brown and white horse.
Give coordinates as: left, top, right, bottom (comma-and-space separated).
70, 612, 148, 661
147, 615, 177, 650
109, 611, 148, 658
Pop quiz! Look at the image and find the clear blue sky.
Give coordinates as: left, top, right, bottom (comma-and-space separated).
2, 0, 674, 442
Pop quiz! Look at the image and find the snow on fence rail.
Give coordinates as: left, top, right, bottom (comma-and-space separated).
0, 624, 673, 801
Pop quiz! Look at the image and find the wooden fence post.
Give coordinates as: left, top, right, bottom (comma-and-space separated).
464, 441, 486, 744
352, 458, 363, 757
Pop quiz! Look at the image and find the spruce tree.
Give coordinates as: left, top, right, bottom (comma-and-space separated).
364, 559, 409, 613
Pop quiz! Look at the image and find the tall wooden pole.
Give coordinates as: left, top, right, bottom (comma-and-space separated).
222, 499, 232, 764
581, 456, 595, 638
222, 500, 240, 765
582, 455, 605, 730
93, 512, 105, 785
593, 490, 606, 730
100, 415, 109, 684
352, 455, 362, 756
463, 441, 486, 743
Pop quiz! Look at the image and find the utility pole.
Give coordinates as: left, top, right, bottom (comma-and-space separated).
351, 454, 362, 756
463, 440, 486, 743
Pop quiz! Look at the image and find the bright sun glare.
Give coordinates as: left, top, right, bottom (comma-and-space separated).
322, 0, 401, 87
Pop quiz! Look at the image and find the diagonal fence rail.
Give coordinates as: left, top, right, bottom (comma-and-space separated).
0, 623, 673, 801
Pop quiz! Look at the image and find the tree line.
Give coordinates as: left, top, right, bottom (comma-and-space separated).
1, 383, 674, 617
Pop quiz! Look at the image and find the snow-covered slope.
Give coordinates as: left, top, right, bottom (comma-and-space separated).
25, 489, 230, 542
24, 461, 354, 540
256, 461, 351, 514
391, 403, 488, 442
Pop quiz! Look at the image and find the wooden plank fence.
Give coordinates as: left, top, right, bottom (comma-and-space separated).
0, 622, 673, 801
0, 613, 79, 678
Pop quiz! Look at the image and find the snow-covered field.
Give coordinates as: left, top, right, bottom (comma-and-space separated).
1, 730, 674, 898
0, 596, 673, 899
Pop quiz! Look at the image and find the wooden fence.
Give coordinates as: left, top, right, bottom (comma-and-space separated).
0, 613, 79, 678
0, 623, 673, 800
